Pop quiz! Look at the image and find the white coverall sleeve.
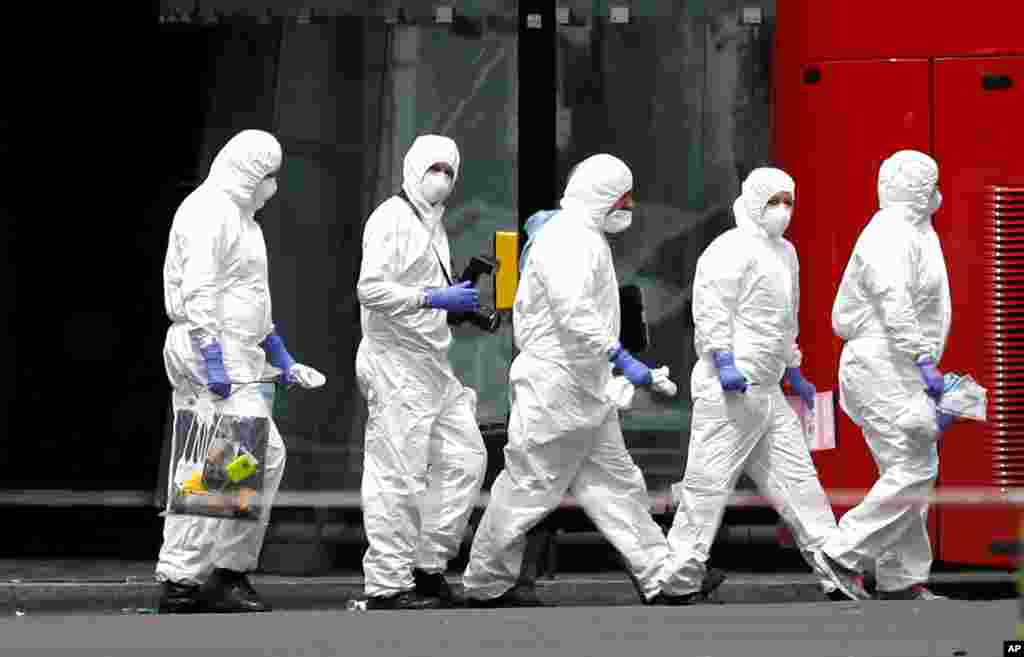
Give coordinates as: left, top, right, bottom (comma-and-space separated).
357, 208, 426, 316
692, 240, 745, 357
542, 243, 619, 357
785, 243, 803, 368
179, 216, 228, 339
858, 236, 929, 362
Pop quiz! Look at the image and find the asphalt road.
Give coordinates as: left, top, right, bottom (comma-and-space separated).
0, 600, 1015, 657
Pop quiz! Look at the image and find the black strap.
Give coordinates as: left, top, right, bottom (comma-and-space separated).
398, 190, 454, 285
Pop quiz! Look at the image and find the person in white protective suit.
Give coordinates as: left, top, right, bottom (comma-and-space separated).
660, 167, 846, 601
355, 134, 488, 610
462, 154, 711, 607
814, 150, 954, 602
157, 129, 326, 614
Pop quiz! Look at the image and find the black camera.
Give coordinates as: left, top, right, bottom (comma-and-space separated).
447, 255, 502, 333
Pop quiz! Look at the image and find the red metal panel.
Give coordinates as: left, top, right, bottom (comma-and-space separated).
933, 56, 1024, 566
778, 60, 931, 522
778, 0, 1024, 63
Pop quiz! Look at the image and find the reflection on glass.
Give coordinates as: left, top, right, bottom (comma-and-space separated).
555, 4, 775, 489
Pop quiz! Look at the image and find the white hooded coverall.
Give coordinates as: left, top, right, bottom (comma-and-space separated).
158, 129, 287, 585
661, 168, 838, 596
823, 150, 951, 592
462, 154, 673, 602
355, 135, 487, 598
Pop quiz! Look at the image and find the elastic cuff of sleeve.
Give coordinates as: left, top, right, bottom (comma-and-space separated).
607, 341, 624, 361
190, 330, 219, 350
712, 351, 734, 368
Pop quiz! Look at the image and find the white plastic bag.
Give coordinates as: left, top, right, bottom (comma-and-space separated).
786, 390, 836, 452
938, 373, 988, 422
166, 406, 269, 521
607, 375, 636, 411
606, 366, 677, 412
650, 366, 678, 397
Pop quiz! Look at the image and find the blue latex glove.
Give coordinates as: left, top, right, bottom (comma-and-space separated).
199, 341, 231, 399
424, 281, 480, 313
917, 357, 944, 401
261, 331, 298, 386
937, 410, 955, 433
610, 342, 653, 387
713, 351, 748, 393
785, 367, 816, 411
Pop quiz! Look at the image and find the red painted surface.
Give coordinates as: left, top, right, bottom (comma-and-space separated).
773, 2, 1024, 566
932, 56, 1024, 566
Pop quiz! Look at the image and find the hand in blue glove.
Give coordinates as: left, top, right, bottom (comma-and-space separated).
424, 281, 480, 313
199, 341, 232, 399
261, 331, 298, 386
785, 367, 816, 411
937, 410, 956, 433
610, 343, 653, 387
713, 351, 748, 393
917, 357, 944, 401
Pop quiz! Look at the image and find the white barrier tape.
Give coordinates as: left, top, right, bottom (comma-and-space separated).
3, 487, 1024, 510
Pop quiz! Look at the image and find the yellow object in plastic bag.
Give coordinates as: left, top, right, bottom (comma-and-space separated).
181, 469, 208, 495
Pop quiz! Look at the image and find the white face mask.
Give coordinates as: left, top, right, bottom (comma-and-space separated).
927, 188, 943, 215
251, 176, 277, 211
421, 172, 453, 206
603, 209, 633, 234
761, 205, 792, 238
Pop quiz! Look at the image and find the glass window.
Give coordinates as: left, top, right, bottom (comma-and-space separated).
556, 2, 776, 491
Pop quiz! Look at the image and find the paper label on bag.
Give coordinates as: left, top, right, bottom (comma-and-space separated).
786, 390, 836, 451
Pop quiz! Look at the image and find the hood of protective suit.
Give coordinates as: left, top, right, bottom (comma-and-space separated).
559, 154, 633, 232
401, 134, 461, 227
205, 130, 282, 212
877, 150, 939, 224
732, 167, 796, 240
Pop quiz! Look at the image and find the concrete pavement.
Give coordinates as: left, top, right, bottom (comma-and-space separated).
1, 598, 1016, 657
0, 560, 1015, 616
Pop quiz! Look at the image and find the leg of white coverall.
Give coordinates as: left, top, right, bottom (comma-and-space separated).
866, 434, 939, 592
823, 427, 940, 577
417, 384, 487, 574
660, 391, 772, 596
462, 427, 592, 600
360, 382, 436, 598
743, 391, 839, 592
210, 418, 287, 573
570, 414, 671, 601
156, 512, 220, 585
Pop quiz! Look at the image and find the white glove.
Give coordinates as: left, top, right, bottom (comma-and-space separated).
651, 366, 677, 397
288, 363, 327, 389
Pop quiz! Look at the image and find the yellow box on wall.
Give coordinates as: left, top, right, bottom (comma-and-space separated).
494, 231, 519, 310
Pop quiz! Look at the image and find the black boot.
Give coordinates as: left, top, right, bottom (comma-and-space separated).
464, 583, 545, 608
202, 569, 271, 613
701, 567, 727, 597
364, 590, 445, 610
413, 569, 455, 604
645, 567, 728, 606
157, 581, 204, 614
